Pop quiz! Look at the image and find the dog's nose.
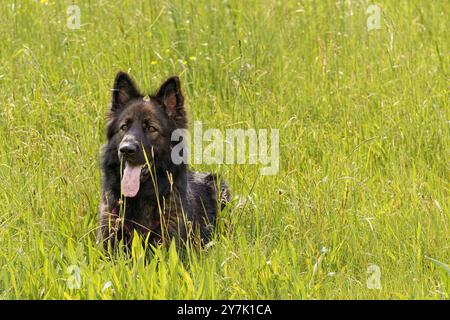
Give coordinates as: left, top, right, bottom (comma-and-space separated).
119, 143, 138, 156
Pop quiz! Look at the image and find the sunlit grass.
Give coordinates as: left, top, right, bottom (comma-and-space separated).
0, 0, 448, 299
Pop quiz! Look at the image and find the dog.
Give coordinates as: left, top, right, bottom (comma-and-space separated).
97, 71, 229, 250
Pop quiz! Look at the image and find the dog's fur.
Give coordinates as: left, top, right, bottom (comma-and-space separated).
97, 72, 229, 250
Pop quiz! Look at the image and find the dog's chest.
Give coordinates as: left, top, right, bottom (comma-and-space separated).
125, 201, 158, 230
125, 192, 182, 227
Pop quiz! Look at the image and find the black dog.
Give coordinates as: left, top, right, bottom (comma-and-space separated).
98, 72, 229, 250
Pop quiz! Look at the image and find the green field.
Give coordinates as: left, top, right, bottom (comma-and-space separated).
0, 0, 448, 299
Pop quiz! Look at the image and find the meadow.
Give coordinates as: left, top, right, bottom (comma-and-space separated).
0, 0, 448, 299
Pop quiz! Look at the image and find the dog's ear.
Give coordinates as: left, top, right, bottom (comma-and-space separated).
155, 76, 186, 127
111, 71, 141, 111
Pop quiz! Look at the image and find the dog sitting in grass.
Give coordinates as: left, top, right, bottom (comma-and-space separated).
97, 71, 229, 250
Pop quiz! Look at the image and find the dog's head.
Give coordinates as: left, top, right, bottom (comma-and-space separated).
106, 71, 186, 197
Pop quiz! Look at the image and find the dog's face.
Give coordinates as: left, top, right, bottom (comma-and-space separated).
106, 72, 186, 197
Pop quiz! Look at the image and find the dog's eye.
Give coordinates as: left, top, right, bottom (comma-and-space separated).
143, 122, 157, 132
120, 124, 128, 131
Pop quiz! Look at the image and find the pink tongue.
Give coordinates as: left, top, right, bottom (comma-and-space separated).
121, 164, 142, 197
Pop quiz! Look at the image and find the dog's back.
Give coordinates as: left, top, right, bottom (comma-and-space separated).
186, 171, 230, 242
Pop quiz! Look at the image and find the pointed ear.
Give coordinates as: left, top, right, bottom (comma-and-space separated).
156, 76, 186, 127
111, 71, 141, 111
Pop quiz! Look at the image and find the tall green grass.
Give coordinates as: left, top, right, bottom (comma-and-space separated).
0, 0, 448, 299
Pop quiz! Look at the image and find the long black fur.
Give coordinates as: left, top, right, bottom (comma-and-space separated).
97, 72, 230, 250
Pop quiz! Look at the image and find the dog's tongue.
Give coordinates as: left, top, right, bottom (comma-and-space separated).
121, 164, 142, 197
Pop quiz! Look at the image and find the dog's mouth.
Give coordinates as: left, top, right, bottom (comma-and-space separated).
121, 162, 150, 198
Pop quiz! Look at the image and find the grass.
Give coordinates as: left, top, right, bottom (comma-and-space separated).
0, 0, 448, 299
